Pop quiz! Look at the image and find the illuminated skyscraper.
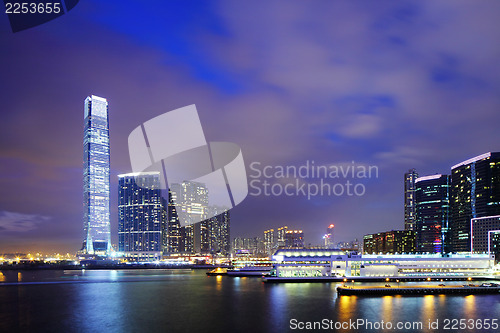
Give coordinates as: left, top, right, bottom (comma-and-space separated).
118, 172, 163, 260
171, 181, 208, 253
163, 190, 181, 254
415, 174, 450, 253
82, 95, 111, 255
404, 169, 418, 231
450, 152, 500, 252
205, 207, 230, 256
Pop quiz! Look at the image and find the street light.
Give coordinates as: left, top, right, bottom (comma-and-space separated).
397, 279, 400, 288
351, 280, 355, 289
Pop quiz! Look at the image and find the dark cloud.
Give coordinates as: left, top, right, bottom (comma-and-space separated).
0, 211, 50, 233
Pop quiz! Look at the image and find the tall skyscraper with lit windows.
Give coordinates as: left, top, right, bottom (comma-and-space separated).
163, 190, 181, 254
118, 172, 163, 260
171, 181, 209, 253
82, 95, 111, 255
404, 169, 418, 231
450, 152, 500, 252
415, 174, 450, 253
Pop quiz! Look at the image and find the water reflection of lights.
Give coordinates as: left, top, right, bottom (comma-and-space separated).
215, 275, 222, 291
381, 296, 394, 322
464, 295, 476, 318
421, 295, 435, 322
0, 271, 5, 282
337, 296, 357, 324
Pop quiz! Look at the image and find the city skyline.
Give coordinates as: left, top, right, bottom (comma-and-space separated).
2, 2, 500, 253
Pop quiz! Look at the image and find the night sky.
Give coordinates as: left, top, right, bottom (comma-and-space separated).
1, 1, 500, 253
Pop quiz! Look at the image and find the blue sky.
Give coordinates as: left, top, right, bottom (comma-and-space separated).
1, 0, 500, 252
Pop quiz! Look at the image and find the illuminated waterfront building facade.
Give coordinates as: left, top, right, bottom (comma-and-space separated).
450, 152, 500, 252
118, 173, 163, 260
415, 174, 450, 253
82, 95, 111, 255
404, 169, 419, 231
270, 249, 493, 278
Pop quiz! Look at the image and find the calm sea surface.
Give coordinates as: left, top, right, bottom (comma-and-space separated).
1, 269, 499, 333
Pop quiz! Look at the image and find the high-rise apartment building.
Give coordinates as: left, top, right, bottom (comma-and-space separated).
264, 229, 275, 254
404, 169, 418, 231
363, 230, 415, 254
415, 174, 450, 253
284, 230, 304, 248
450, 152, 500, 252
233, 237, 265, 256
204, 207, 230, 256
170, 181, 209, 253
163, 190, 181, 254
82, 95, 111, 255
118, 172, 163, 260
277, 226, 288, 247
169, 181, 230, 255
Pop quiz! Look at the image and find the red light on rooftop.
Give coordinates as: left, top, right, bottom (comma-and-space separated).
329, 224, 335, 228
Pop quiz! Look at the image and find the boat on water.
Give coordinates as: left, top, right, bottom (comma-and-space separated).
206, 267, 228, 276
227, 266, 273, 277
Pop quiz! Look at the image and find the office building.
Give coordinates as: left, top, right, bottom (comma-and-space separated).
415, 174, 450, 253
118, 172, 163, 260
284, 230, 304, 248
404, 169, 418, 231
471, 215, 500, 255
82, 95, 111, 255
363, 230, 415, 254
450, 152, 500, 252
